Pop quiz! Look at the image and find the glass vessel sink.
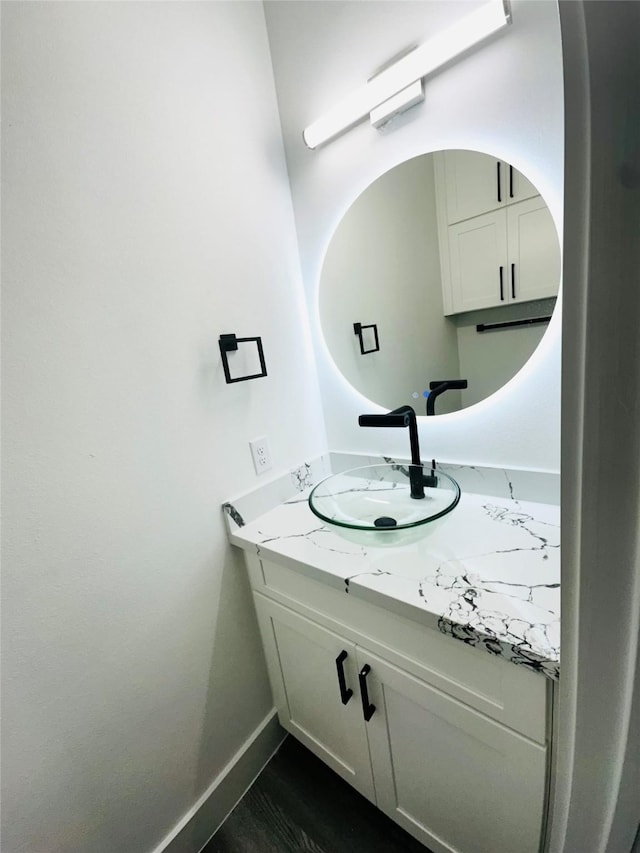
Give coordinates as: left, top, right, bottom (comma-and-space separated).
308, 464, 460, 544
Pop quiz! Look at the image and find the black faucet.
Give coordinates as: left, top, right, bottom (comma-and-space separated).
426, 379, 468, 416
358, 405, 435, 499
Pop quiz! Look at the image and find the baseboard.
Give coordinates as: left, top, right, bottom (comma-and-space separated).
152, 709, 286, 853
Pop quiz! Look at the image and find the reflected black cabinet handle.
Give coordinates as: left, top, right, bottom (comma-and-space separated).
497, 161, 502, 203
335, 650, 353, 705
509, 165, 514, 198
358, 664, 376, 721
511, 263, 516, 299
499, 265, 505, 301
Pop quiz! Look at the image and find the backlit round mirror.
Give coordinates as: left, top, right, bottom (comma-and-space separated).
319, 150, 561, 416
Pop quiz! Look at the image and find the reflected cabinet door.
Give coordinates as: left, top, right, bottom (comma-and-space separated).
359, 648, 547, 853
253, 595, 375, 802
448, 209, 509, 313
447, 198, 560, 314
507, 196, 561, 304
442, 150, 538, 224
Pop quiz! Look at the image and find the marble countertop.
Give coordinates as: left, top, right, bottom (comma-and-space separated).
226, 479, 560, 680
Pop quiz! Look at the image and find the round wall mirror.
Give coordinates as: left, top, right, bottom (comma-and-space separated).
319, 149, 561, 416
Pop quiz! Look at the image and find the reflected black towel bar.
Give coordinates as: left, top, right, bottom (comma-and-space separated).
476, 315, 552, 333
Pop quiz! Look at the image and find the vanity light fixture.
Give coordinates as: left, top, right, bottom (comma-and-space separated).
303, 0, 511, 149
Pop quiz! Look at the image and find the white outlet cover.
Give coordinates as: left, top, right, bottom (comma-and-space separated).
249, 437, 272, 475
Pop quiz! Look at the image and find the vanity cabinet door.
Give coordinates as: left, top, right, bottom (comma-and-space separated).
359, 648, 547, 853
253, 595, 375, 802
440, 150, 538, 224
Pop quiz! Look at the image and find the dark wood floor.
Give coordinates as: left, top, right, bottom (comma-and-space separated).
204, 736, 431, 853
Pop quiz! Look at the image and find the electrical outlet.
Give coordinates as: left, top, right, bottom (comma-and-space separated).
249, 437, 272, 475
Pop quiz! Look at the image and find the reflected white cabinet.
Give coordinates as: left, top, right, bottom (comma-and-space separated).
446, 196, 560, 314
507, 196, 562, 303
253, 591, 548, 853
437, 149, 538, 225
446, 208, 508, 313
433, 151, 560, 315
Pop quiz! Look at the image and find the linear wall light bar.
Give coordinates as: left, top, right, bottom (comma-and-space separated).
303, 0, 511, 149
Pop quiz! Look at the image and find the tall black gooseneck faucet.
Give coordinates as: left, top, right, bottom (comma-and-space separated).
358, 405, 427, 499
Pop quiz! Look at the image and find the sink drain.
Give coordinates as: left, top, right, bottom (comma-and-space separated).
374, 516, 397, 528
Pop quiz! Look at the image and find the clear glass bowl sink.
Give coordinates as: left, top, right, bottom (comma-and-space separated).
308, 464, 460, 544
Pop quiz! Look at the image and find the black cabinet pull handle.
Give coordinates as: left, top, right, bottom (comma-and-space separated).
335, 650, 353, 705
497, 161, 502, 203
358, 664, 376, 721
511, 263, 516, 299
499, 265, 505, 301
509, 165, 514, 198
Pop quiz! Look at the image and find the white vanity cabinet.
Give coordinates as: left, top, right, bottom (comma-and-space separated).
436, 149, 538, 225
248, 555, 551, 853
446, 196, 560, 314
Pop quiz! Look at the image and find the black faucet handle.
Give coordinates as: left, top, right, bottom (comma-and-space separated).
424, 458, 438, 488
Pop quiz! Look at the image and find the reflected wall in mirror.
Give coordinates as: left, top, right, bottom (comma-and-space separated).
319, 150, 561, 415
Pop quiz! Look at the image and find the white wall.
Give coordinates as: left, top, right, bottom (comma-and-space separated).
265, 0, 563, 472
319, 154, 461, 413
1, 3, 326, 852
